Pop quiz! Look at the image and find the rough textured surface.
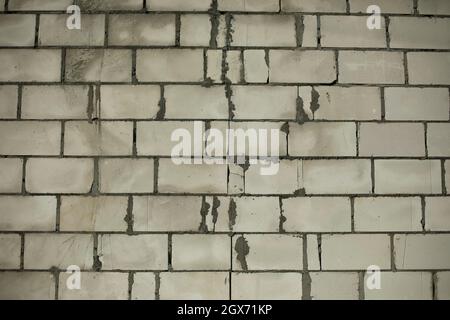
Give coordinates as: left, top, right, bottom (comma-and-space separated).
0, 0, 449, 301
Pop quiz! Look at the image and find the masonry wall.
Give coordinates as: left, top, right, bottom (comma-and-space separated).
0, 0, 449, 300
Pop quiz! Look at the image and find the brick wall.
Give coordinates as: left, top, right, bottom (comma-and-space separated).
0, 0, 449, 300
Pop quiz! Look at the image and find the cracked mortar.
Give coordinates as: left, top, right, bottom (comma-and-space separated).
234, 235, 250, 271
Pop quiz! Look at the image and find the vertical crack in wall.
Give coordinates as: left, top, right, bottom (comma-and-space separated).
421, 196, 426, 231
278, 197, 286, 233
317, 234, 322, 270
209, 0, 219, 48
222, 13, 235, 120
358, 272, 365, 300
442, 160, 447, 195
156, 85, 166, 120
168, 234, 173, 271
211, 196, 221, 232
124, 196, 134, 235
295, 14, 304, 47
128, 272, 134, 300
90, 158, 99, 195
302, 235, 312, 300
155, 272, 161, 300
199, 196, 211, 233
228, 198, 237, 231
93, 233, 102, 271
234, 235, 249, 271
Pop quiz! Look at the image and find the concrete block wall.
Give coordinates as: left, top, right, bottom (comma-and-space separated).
0, 0, 449, 300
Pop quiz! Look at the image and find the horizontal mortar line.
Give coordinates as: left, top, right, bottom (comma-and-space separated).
2, 231, 450, 235
1, 155, 449, 160
1, 82, 449, 88
1, 192, 449, 197
0, 269, 449, 274
0, 119, 449, 123
2, 10, 450, 17
2, 45, 450, 52
0, 194, 448, 198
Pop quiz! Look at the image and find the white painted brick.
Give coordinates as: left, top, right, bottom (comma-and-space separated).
109, 14, 175, 46
224, 50, 242, 83
310, 272, 359, 300
60, 196, 128, 232
349, 0, 413, 13
243, 50, 268, 83
0, 234, 21, 269
375, 160, 442, 194
394, 234, 450, 269
307, 235, 321, 270
232, 86, 297, 119
26, 158, 94, 194
0, 49, 61, 82
321, 16, 386, 48
302, 160, 372, 194
218, 0, 279, 11
24, 234, 94, 269
300, 86, 381, 120
385, 87, 449, 121
282, 197, 351, 232
8, 0, 73, 11
354, 197, 423, 232
0, 196, 56, 231
39, 14, 105, 46
22, 85, 89, 120
270, 50, 337, 83
59, 272, 128, 300
298, 15, 318, 47
227, 164, 244, 194
0, 14, 35, 46
0, 158, 22, 193
158, 159, 228, 194
65, 49, 131, 82
232, 234, 302, 270
289, 122, 357, 156
206, 49, 223, 83
132, 273, 155, 300
231, 273, 302, 300
436, 272, 450, 300
180, 14, 211, 46
133, 196, 202, 231
320, 234, 391, 270
245, 160, 302, 195
0, 121, 61, 155
215, 196, 280, 232
390, 17, 450, 49
425, 197, 450, 231
172, 235, 231, 270
165, 85, 228, 119
359, 123, 425, 157
98, 234, 167, 270
64, 121, 133, 156
137, 49, 203, 82
137, 121, 205, 156
147, 0, 212, 11
232, 15, 296, 47
282, 0, 347, 12
339, 51, 404, 84
407, 52, 450, 85
364, 272, 432, 300
0, 86, 17, 119
77, 0, 143, 11
100, 85, 160, 119
0, 272, 55, 300
427, 123, 450, 156
419, 0, 450, 15
99, 158, 154, 193
159, 272, 229, 299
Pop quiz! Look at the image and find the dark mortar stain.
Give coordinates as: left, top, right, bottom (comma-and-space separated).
295, 14, 305, 47
209, 0, 219, 48
124, 196, 134, 235
293, 188, 306, 196
228, 198, 237, 231
310, 87, 320, 117
198, 196, 211, 233
296, 96, 310, 124
234, 235, 250, 271
211, 196, 221, 231
156, 86, 166, 120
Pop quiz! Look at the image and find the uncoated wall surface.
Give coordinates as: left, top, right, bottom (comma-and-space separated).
0, 0, 450, 300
